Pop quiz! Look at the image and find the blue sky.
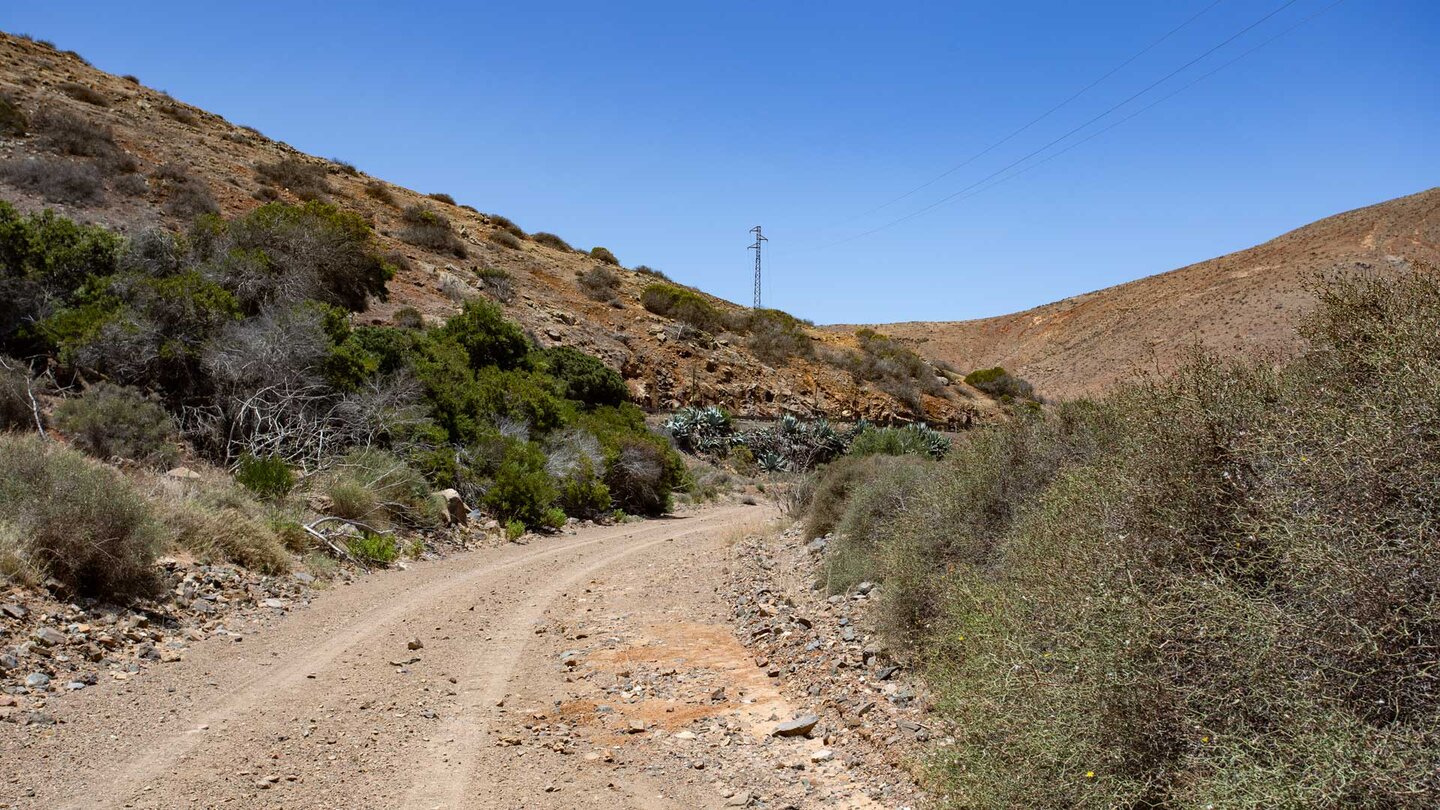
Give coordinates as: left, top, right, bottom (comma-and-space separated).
5, 1, 1436, 323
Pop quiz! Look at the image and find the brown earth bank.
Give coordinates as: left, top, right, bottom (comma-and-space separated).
833, 187, 1440, 400
0, 504, 930, 809
0, 32, 989, 427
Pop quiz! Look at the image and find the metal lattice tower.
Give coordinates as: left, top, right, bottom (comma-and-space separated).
748, 225, 768, 309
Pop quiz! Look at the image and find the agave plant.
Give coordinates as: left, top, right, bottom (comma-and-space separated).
662, 405, 736, 455
756, 450, 788, 473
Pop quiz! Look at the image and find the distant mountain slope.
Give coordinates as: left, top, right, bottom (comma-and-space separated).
838, 188, 1440, 399
0, 32, 991, 426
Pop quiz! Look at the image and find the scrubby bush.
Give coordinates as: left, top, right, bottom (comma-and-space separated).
0, 157, 104, 205
543, 346, 627, 408
57, 82, 108, 107
803, 453, 897, 540
254, 156, 331, 201
634, 265, 670, 281
323, 448, 441, 528
55, 383, 178, 468
152, 163, 220, 219
604, 435, 686, 516
233, 453, 294, 499
824, 454, 933, 592
819, 271, 1440, 808
475, 266, 514, 302
364, 179, 396, 205
330, 159, 358, 176
742, 308, 813, 365
834, 328, 943, 414
531, 232, 573, 251
158, 104, 199, 127
0, 434, 161, 598
393, 306, 424, 329
964, 365, 1036, 401
427, 192, 456, 205
398, 203, 467, 258
0, 362, 36, 432
579, 265, 620, 302
197, 200, 393, 313
155, 481, 292, 574
487, 214, 524, 238
30, 108, 141, 173
0, 93, 27, 137
487, 229, 522, 250
589, 246, 619, 265
641, 284, 729, 334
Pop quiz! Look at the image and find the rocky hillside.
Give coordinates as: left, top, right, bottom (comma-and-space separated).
0, 32, 992, 426
836, 187, 1440, 400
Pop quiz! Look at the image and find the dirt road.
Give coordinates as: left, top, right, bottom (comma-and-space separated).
0, 504, 889, 809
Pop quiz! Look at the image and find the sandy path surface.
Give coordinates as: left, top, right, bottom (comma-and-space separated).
0, 504, 888, 809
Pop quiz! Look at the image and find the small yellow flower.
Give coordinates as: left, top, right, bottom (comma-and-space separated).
1085, 771, 1095, 779
1202, 736, 1210, 743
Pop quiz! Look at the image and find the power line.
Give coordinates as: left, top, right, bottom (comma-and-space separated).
932, 0, 1353, 214
820, 0, 1308, 248
837, 0, 1228, 224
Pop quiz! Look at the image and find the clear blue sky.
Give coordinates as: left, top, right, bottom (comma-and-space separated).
5, 1, 1436, 323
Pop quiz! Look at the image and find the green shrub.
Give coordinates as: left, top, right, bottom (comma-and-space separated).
398, 203, 468, 258
198, 200, 394, 313
589, 246, 619, 265
234, 454, 294, 499
640, 283, 729, 334
0, 201, 121, 353
482, 440, 558, 528
346, 530, 399, 566
55, 383, 178, 468
531, 232, 573, 251
964, 365, 1036, 401
556, 456, 612, 519
0, 434, 161, 598
504, 519, 525, 541
579, 265, 620, 302
543, 346, 627, 408
436, 298, 532, 371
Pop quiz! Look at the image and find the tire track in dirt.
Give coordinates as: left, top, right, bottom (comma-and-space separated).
37, 508, 752, 810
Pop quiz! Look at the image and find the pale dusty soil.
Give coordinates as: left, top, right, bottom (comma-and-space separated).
0, 505, 910, 809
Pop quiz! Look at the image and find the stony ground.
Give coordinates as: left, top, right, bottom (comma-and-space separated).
0, 504, 935, 809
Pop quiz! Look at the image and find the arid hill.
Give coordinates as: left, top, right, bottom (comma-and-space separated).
835, 187, 1440, 400
0, 33, 994, 426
